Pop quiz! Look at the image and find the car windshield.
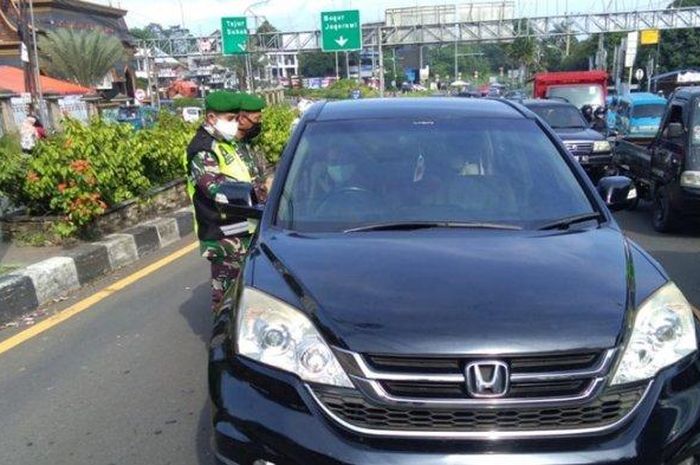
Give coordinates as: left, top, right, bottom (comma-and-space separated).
546, 85, 605, 108
529, 105, 587, 129
689, 100, 700, 170
276, 118, 595, 232
632, 104, 665, 119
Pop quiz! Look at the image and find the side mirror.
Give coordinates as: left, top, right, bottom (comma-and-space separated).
217, 181, 264, 220
597, 176, 636, 212
667, 122, 684, 139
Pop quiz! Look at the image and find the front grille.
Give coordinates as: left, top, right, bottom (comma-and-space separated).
564, 141, 594, 156
366, 352, 599, 374
313, 385, 645, 433
381, 379, 590, 399
358, 350, 607, 400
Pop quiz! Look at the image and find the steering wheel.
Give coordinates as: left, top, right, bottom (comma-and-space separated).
316, 186, 377, 220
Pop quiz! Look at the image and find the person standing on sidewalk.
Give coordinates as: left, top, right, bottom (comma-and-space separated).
184, 91, 267, 313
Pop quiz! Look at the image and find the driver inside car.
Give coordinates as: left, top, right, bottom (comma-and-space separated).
311, 146, 381, 222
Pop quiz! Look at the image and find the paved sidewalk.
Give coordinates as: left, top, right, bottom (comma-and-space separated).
0, 241, 71, 271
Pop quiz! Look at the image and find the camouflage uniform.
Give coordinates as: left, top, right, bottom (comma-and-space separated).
188, 123, 261, 312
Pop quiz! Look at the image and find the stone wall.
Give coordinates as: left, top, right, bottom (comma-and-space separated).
0, 179, 189, 244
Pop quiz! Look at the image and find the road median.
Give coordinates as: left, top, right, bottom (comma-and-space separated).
0, 208, 195, 326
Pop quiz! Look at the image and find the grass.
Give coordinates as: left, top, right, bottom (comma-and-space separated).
0, 264, 19, 276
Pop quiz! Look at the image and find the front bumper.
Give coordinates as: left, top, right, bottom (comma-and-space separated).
669, 184, 700, 217
576, 152, 614, 169
210, 339, 700, 465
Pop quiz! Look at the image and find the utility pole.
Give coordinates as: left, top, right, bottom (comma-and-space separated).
345, 52, 350, 79
454, 40, 458, 79
377, 27, 384, 97
17, 0, 44, 119
28, 0, 45, 123
335, 52, 339, 79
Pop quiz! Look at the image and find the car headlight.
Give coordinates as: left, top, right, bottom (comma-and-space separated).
593, 140, 612, 152
681, 171, 700, 188
236, 287, 353, 387
611, 282, 697, 386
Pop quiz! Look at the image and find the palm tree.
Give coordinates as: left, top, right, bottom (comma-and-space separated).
39, 28, 125, 87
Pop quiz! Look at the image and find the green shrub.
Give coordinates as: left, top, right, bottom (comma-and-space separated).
171, 97, 203, 109
284, 79, 379, 100
139, 112, 196, 184
22, 115, 196, 236
0, 133, 31, 207
253, 105, 298, 165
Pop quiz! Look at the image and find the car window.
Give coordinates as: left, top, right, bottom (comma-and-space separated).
546, 85, 605, 108
276, 118, 594, 232
633, 104, 665, 119
529, 106, 587, 129
660, 104, 686, 145
689, 99, 700, 171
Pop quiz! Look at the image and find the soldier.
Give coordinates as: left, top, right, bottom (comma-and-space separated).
184, 91, 267, 313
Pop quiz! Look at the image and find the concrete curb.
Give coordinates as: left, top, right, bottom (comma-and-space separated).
0, 207, 195, 325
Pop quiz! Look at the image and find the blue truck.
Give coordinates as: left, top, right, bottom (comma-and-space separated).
608, 92, 667, 140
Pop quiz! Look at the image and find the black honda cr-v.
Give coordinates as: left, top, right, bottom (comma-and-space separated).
209, 98, 700, 465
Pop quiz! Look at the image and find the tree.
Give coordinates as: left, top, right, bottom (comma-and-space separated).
129, 27, 154, 41
39, 28, 125, 87
507, 37, 537, 74
299, 51, 336, 77
657, 0, 700, 73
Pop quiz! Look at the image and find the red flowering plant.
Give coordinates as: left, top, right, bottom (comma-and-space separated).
24, 118, 152, 237
11, 115, 196, 239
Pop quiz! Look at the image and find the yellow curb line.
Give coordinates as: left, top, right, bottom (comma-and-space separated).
0, 242, 199, 357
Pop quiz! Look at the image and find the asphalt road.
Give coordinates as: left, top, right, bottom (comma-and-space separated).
0, 237, 216, 465
0, 207, 698, 465
615, 202, 700, 307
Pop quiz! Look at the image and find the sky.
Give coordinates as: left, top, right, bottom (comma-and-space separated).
103, 0, 673, 35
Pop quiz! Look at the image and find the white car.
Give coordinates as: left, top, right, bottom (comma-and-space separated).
182, 107, 202, 123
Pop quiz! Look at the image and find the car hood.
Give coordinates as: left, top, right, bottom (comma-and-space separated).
554, 127, 604, 140
254, 228, 633, 355
629, 117, 661, 132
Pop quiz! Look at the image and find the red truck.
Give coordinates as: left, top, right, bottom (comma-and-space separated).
533, 71, 608, 110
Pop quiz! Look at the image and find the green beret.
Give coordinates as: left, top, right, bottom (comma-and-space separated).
239, 93, 266, 112
205, 91, 241, 113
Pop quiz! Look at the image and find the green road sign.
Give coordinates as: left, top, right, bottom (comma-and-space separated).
321, 10, 362, 52
221, 17, 248, 55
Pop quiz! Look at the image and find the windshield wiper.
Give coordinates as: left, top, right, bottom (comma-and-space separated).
344, 221, 522, 233
537, 212, 604, 231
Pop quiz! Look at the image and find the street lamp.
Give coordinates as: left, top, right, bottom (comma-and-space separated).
243, 0, 270, 92
245, 0, 270, 30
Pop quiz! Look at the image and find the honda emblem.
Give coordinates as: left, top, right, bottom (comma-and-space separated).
465, 361, 510, 398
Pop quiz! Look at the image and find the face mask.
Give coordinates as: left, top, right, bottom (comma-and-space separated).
242, 122, 262, 142
327, 164, 354, 183
214, 118, 238, 141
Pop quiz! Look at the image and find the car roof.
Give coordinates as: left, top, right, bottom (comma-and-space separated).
519, 98, 577, 109
671, 86, 700, 100
618, 92, 667, 105
314, 97, 526, 121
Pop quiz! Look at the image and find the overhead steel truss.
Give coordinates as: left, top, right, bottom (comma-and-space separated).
138, 6, 700, 57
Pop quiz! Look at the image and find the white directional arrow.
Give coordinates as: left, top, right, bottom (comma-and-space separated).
334, 36, 348, 47
237, 43, 246, 51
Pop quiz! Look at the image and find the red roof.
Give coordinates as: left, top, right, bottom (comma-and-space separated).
0, 66, 90, 95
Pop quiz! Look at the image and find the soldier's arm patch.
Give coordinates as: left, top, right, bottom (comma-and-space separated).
190, 151, 229, 199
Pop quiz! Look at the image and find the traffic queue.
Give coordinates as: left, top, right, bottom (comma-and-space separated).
507, 70, 699, 233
